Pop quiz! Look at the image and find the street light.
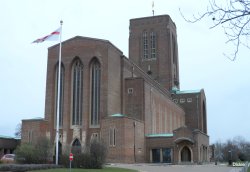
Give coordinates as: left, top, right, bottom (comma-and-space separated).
228, 150, 232, 165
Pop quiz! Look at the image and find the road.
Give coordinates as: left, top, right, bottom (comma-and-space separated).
108, 163, 243, 172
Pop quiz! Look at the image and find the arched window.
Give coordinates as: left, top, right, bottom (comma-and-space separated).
72, 58, 83, 126
143, 31, 148, 59
72, 138, 81, 153
72, 138, 81, 146
150, 31, 156, 59
55, 63, 64, 127
90, 59, 101, 126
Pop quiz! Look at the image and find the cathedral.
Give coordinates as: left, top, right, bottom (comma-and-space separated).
22, 14, 209, 164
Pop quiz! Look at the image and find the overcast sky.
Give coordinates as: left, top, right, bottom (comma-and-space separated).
0, 0, 249, 143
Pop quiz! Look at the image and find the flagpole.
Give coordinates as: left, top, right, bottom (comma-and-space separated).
56, 20, 63, 165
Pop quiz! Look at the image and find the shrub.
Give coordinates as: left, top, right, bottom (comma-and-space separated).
34, 137, 52, 163
89, 140, 107, 169
60, 139, 107, 169
15, 143, 37, 164
15, 137, 52, 164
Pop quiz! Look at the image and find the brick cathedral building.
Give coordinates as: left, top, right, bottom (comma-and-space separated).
22, 14, 209, 164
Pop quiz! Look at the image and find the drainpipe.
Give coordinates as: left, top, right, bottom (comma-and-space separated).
134, 121, 136, 163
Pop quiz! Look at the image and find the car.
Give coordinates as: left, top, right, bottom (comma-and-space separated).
0, 154, 15, 163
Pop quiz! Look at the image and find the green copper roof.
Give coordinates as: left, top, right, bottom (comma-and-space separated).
23, 117, 44, 121
145, 133, 173, 137
175, 89, 201, 94
0, 135, 20, 140
110, 113, 126, 117
171, 87, 201, 94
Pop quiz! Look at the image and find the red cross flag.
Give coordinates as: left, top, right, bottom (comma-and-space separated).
32, 27, 61, 43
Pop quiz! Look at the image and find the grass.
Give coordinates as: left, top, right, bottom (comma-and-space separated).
29, 167, 138, 172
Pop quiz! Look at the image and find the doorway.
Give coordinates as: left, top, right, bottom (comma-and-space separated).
181, 146, 191, 162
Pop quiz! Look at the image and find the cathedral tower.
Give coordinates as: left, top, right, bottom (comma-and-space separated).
129, 15, 180, 91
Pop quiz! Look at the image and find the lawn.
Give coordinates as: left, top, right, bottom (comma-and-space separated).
29, 167, 138, 172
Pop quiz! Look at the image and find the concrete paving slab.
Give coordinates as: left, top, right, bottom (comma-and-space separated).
107, 163, 243, 172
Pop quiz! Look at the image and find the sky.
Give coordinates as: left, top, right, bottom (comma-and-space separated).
0, 0, 249, 144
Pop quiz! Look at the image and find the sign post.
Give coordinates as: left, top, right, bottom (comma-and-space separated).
69, 153, 73, 172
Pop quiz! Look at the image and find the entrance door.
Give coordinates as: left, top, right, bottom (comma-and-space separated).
152, 149, 160, 163
54, 142, 62, 163
181, 146, 191, 162
162, 148, 172, 163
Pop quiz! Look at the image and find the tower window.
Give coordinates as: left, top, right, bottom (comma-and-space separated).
72, 58, 83, 126
128, 88, 133, 94
143, 31, 148, 59
150, 32, 156, 59
180, 98, 185, 103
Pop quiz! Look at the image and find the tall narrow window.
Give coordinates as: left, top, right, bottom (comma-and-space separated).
55, 63, 64, 127
150, 31, 156, 59
172, 35, 178, 86
109, 127, 116, 147
90, 59, 101, 126
172, 35, 177, 64
143, 31, 148, 59
72, 58, 83, 126
28, 130, 33, 143
109, 128, 113, 146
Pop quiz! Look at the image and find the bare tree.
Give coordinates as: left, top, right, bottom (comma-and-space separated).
214, 136, 250, 162
180, 0, 250, 60
14, 123, 22, 138
214, 140, 224, 162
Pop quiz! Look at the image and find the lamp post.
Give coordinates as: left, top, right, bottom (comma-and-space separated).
228, 150, 232, 165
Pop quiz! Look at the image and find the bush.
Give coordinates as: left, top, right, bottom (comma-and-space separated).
60, 140, 107, 169
89, 140, 107, 169
15, 137, 52, 164
15, 143, 37, 164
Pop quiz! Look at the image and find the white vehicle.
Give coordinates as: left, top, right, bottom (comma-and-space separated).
0, 154, 15, 163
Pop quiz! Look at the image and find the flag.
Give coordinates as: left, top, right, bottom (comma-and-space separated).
152, 1, 154, 8
32, 27, 61, 43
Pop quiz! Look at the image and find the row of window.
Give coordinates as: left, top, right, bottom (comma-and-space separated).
55, 57, 101, 127
173, 98, 192, 104
60, 129, 116, 149
143, 31, 156, 59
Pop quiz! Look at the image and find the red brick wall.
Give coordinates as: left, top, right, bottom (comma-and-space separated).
21, 119, 48, 144
144, 82, 185, 135
44, 37, 123, 148
101, 116, 145, 163
172, 90, 207, 134
129, 15, 180, 91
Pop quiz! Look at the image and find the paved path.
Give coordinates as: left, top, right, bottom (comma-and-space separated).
108, 163, 243, 172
